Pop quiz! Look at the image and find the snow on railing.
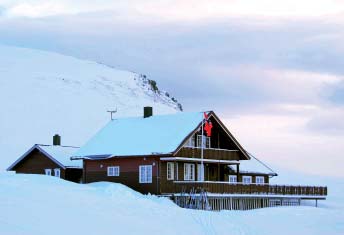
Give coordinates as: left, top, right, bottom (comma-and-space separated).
164, 181, 327, 196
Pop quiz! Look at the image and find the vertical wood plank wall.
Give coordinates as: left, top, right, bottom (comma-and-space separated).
172, 195, 303, 211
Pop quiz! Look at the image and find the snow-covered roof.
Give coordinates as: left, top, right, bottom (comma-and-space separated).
7, 144, 82, 170
75, 112, 205, 158
230, 156, 277, 176
38, 145, 82, 168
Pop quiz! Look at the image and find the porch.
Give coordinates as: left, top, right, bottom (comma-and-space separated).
162, 181, 327, 211
160, 156, 240, 182
162, 181, 327, 198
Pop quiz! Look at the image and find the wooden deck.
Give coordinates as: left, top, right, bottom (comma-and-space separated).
162, 181, 327, 210
162, 181, 327, 198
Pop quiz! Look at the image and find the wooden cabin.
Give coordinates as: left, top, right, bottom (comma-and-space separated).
72, 107, 326, 210
72, 107, 277, 194
7, 135, 83, 183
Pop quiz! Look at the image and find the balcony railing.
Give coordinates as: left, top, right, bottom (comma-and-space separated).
161, 181, 327, 197
176, 147, 240, 161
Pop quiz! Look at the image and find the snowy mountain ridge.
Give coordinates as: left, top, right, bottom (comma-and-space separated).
135, 74, 183, 111
0, 45, 180, 170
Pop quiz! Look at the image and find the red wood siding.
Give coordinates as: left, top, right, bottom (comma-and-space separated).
12, 149, 66, 179
84, 157, 160, 194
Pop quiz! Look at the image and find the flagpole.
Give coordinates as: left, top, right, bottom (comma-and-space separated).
201, 112, 204, 182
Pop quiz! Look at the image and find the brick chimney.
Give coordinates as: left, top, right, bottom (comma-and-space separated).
53, 134, 61, 146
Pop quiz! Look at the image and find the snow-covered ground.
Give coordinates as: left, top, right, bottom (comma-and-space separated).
0, 45, 180, 171
0, 172, 343, 235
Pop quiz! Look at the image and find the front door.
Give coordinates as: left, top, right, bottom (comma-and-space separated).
207, 165, 218, 181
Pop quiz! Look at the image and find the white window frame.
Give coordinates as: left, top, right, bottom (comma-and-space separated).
167, 162, 174, 180
229, 175, 237, 184
197, 135, 210, 148
107, 166, 120, 176
139, 165, 152, 183
242, 176, 252, 185
45, 169, 51, 176
184, 135, 195, 147
54, 168, 61, 178
176, 162, 179, 180
184, 163, 195, 181
256, 176, 265, 185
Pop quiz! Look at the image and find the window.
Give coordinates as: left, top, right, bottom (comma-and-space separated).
167, 162, 174, 180
256, 176, 265, 185
139, 165, 152, 183
45, 169, 51, 176
242, 176, 252, 184
184, 136, 195, 147
229, 175, 237, 184
197, 135, 210, 148
184, 163, 195, 181
107, 166, 120, 176
54, 168, 61, 178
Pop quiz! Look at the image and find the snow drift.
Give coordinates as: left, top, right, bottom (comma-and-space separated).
0, 173, 343, 235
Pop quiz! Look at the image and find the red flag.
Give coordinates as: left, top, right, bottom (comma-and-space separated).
203, 112, 213, 137
204, 121, 213, 137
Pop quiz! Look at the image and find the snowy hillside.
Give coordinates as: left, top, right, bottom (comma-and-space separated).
0, 172, 343, 235
0, 45, 181, 170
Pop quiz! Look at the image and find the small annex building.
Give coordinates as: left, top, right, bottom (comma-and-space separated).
7, 135, 82, 183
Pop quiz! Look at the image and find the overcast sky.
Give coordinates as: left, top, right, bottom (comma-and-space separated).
1, 0, 343, 177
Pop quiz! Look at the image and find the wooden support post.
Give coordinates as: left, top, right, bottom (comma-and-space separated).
236, 164, 240, 182
82, 160, 86, 184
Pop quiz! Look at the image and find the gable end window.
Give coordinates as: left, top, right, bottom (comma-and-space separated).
167, 162, 174, 180
107, 166, 120, 176
197, 135, 211, 148
185, 135, 195, 147
139, 165, 152, 183
45, 169, 52, 176
54, 168, 61, 178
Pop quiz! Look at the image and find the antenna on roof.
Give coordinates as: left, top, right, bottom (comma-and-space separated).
107, 108, 117, 120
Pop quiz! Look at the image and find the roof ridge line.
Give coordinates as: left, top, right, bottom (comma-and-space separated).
247, 152, 278, 175
36, 144, 80, 148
